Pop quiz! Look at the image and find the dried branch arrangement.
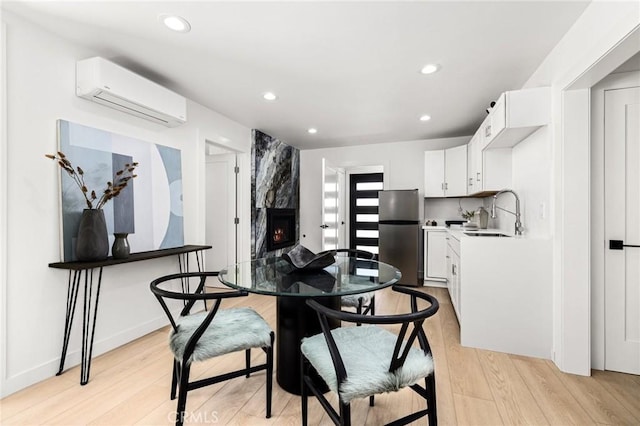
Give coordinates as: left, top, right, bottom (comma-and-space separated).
46, 151, 138, 209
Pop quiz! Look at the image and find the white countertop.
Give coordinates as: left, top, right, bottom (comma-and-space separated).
424, 225, 549, 240
421, 225, 448, 230
449, 227, 515, 240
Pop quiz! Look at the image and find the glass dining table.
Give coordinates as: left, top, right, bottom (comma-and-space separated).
218, 255, 401, 394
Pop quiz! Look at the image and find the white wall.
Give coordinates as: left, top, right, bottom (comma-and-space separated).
492, 126, 552, 238
299, 136, 469, 252
0, 12, 252, 397
425, 197, 482, 226
518, 1, 640, 375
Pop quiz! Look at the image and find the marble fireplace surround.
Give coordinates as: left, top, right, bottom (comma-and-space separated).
251, 130, 300, 258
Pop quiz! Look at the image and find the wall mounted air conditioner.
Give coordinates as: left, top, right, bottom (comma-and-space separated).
76, 57, 187, 127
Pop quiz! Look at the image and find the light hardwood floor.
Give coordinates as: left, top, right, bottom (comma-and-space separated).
2, 286, 639, 425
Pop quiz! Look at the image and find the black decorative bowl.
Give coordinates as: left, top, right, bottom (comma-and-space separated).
282, 244, 335, 270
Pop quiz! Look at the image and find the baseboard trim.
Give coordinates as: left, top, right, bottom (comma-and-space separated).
423, 280, 447, 288
1, 315, 169, 397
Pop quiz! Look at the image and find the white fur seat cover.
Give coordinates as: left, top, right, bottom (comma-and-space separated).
169, 307, 272, 363
301, 325, 433, 403
341, 292, 373, 308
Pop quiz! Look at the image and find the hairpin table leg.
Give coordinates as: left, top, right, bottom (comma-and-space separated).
56, 267, 103, 385
80, 267, 103, 385
56, 270, 82, 376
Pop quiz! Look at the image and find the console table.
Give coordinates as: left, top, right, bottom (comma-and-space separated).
48, 244, 211, 385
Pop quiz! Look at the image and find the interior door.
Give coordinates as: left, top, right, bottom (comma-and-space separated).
337, 168, 347, 249
321, 159, 339, 251
205, 153, 237, 274
605, 86, 640, 375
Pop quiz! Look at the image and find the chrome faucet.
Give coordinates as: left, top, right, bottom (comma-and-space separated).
491, 189, 524, 235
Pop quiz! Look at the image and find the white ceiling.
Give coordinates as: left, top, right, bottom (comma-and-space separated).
2, 1, 590, 150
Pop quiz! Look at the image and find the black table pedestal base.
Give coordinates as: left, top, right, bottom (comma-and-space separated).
276, 295, 341, 395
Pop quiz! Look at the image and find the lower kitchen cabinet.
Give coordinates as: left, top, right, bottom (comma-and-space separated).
446, 232, 461, 320
423, 228, 447, 283
453, 231, 553, 359
432, 227, 553, 359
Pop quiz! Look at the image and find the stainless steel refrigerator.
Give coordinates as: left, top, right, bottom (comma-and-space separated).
378, 189, 421, 286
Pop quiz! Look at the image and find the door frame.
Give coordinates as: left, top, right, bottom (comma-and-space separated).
203, 140, 249, 266
558, 26, 640, 375
590, 71, 640, 370
0, 21, 7, 395
348, 172, 383, 253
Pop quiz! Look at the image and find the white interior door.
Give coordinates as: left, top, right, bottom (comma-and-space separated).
205, 153, 237, 275
321, 159, 340, 251
605, 86, 640, 375
337, 168, 347, 248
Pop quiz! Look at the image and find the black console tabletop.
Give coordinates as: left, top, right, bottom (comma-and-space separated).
49, 245, 211, 270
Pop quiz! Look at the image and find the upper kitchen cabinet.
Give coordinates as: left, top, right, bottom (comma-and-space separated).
467, 128, 512, 196
466, 132, 482, 194
425, 144, 468, 197
480, 87, 550, 150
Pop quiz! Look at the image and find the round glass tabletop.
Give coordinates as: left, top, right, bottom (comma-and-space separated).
218, 256, 401, 297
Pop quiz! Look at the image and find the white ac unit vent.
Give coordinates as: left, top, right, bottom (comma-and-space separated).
76, 57, 187, 127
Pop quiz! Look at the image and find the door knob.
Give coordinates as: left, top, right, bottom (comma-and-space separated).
320, 224, 329, 229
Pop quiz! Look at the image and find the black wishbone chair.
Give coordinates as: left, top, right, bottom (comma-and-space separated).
150, 272, 274, 426
300, 285, 439, 426
317, 248, 377, 317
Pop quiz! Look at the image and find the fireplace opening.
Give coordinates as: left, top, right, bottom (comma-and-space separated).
266, 208, 296, 251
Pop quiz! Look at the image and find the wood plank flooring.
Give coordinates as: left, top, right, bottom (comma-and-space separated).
2, 286, 639, 425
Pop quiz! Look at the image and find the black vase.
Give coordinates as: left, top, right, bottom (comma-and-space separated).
75, 209, 109, 261
111, 233, 130, 259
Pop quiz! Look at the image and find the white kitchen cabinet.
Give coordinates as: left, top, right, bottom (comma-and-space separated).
446, 241, 453, 307
446, 233, 461, 321
446, 145, 467, 196
482, 87, 550, 150
424, 228, 447, 282
424, 145, 467, 197
441, 228, 553, 358
478, 115, 492, 151
424, 150, 445, 197
467, 132, 481, 194
458, 233, 552, 359
467, 131, 512, 196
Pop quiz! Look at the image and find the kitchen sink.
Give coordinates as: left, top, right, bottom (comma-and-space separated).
464, 232, 511, 237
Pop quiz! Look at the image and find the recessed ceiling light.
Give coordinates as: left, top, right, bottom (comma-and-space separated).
308, 128, 318, 134
420, 115, 432, 122
159, 14, 191, 33
420, 64, 440, 75
263, 92, 278, 101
